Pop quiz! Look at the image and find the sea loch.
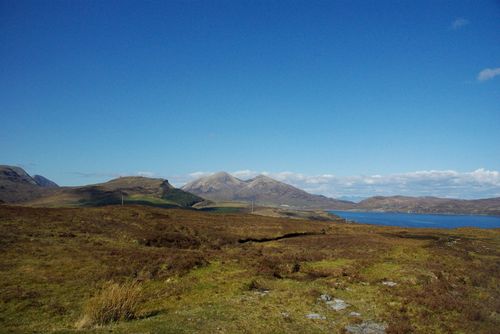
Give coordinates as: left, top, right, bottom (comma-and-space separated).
330, 211, 500, 229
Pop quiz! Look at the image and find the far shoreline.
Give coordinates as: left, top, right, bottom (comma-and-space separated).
329, 209, 500, 218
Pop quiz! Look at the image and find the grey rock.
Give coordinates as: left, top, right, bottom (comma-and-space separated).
326, 298, 349, 311
382, 281, 397, 287
254, 289, 269, 296
345, 321, 386, 334
319, 294, 332, 302
306, 313, 326, 320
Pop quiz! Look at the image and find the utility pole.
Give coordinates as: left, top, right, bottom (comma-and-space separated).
121, 194, 124, 206
251, 200, 254, 213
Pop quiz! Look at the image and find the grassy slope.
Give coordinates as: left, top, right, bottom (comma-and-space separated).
26, 190, 203, 209
24, 177, 205, 209
0, 205, 499, 333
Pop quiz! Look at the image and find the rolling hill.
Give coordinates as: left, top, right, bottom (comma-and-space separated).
28, 176, 206, 208
0, 165, 205, 208
355, 195, 500, 216
182, 172, 354, 210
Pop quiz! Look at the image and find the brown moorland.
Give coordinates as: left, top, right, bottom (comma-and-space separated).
0, 205, 499, 333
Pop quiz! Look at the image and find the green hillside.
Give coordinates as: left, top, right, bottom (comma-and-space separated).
27, 176, 205, 209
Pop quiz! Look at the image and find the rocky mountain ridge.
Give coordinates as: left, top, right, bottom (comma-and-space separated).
182, 172, 355, 210
183, 172, 500, 215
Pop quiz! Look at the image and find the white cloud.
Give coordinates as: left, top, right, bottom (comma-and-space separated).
137, 171, 155, 177
73, 170, 155, 181
232, 170, 260, 179
176, 168, 500, 199
477, 67, 500, 82
73, 171, 124, 178
189, 171, 212, 178
451, 18, 469, 30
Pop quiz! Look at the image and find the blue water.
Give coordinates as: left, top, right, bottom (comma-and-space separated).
330, 211, 500, 229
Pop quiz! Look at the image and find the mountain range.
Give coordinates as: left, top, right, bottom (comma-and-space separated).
183, 172, 500, 215
182, 171, 354, 209
1, 165, 499, 215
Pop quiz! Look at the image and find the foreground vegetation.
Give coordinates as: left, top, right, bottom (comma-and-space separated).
0, 205, 499, 333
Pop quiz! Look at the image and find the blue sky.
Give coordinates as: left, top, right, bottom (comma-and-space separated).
1, 0, 499, 198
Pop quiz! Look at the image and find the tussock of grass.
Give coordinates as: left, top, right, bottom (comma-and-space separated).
77, 281, 143, 328
302, 258, 354, 278
246, 278, 269, 291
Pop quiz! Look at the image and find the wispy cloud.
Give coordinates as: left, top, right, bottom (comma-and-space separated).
166, 171, 213, 186
175, 169, 500, 200
73, 170, 156, 179
72, 168, 500, 199
450, 18, 469, 30
477, 67, 500, 82
232, 170, 260, 179
72, 171, 124, 178
189, 171, 213, 178
137, 171, 155, 177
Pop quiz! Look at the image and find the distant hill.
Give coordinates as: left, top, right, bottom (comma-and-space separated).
0, 165, 58, 203
28, 176, 206, 208
356, 195, 500, 216
3, 165, 499, 214
182, 172, 355, 210
183, 172, 500, 215
0, 165, 204, 208
33, 175, 59, 188
337, 195, 367, 203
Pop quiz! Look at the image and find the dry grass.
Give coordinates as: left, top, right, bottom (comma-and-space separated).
0, 205, 498, 333
76, 281, 143, 328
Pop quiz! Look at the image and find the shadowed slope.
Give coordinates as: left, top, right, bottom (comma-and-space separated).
0, 165, 58, 203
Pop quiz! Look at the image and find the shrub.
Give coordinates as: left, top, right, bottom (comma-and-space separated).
76, 281, 143, 328
387, 315, 414, 334
256, 255, 299, 278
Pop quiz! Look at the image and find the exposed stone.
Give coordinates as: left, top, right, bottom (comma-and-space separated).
306, 313, 326, 320
281, 312, 290, 318
254, 289, 270, 296
319, 294, 332, 302
345, 321, 386, 334
326, 298, 349, 311
382, 281, 397, 287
